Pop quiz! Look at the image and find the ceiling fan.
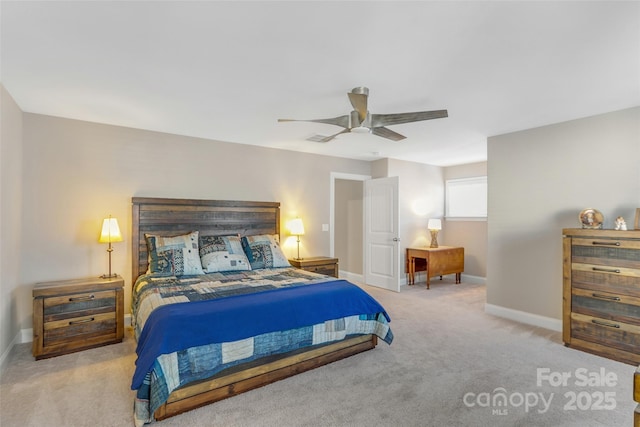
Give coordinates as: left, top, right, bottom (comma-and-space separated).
278, 86, 448, 142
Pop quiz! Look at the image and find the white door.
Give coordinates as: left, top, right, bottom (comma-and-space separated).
364, 176, 400, 292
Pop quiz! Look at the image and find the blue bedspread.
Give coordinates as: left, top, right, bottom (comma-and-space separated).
132, 279, 390, 390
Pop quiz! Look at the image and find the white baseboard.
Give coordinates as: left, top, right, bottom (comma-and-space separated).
0, 329, 23, 374
338, 270, 364, 284
340, 271, 484, 288
340, 271, 411, 287
461, 274, 486, 284
485, 303, 562, 332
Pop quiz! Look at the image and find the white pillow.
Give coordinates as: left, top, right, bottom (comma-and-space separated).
199, 235, 251, 273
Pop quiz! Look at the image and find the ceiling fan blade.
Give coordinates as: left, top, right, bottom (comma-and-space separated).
347, 87, 369, 122
278, 115, 350, 128
307, 128, 351, 143
371, 110, 448, 127
371, 126, 406, 142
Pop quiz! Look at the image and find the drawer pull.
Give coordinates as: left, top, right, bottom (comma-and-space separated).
591, 293, 621, 301
591, 241, 621, 246
68, 317, 95, 325
591, 267, 620, 274
69, 294, 95, 302
591, 319, 620, 329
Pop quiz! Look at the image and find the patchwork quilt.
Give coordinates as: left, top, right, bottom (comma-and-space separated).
131, 267, 393, 426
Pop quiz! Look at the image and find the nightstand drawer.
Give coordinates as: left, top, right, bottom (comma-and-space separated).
289, 257, 339, 278
44, 312, 117, 347
44, 290, 116, 321
306, 265, 338, 276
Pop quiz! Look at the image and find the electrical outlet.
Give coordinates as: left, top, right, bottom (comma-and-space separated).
322, 224, 329, 232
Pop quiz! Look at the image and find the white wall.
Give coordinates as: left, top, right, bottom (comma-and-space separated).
0, 85, 24, 369
487, 107, 640, 328
16, 113, 372, 339
443, 161, 488, 279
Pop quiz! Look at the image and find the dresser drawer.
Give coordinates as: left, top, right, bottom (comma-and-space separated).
571, 288, 640, 326
571, 265, 640, 297
571, 312, 640, 355
571, 239, 640, 270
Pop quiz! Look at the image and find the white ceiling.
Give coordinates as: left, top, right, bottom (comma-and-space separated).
2, 1, 639, 166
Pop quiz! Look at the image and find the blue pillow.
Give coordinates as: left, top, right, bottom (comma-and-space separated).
145, 231, 204, 276
241, 234, 291, 269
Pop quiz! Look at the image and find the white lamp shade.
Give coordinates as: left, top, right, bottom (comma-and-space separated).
99, 217, 123, 243
427, 218, 442, 230
288, 218, 305, 235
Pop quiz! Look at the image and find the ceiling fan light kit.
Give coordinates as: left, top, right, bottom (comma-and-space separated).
351, 126, 371, 134
278, 86, 448, 142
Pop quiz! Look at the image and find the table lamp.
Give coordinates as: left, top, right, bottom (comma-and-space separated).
428, 218, 442, 248
288, 218, 305, 260
99, 215, 123, 278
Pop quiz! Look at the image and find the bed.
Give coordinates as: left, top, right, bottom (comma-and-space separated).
130, 197, 393, 426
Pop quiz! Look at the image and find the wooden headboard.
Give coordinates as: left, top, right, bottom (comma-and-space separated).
131, 197, 280, 285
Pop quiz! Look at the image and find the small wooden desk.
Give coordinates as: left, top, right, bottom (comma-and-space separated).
406, 246, 464, 289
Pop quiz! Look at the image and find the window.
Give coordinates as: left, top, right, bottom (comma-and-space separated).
445, 176, 487, 220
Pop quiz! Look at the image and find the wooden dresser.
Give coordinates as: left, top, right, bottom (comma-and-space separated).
32, 275, 124, 359
634, 366, 639, 427
562, 228, 640, 365
289, 257, 339, 278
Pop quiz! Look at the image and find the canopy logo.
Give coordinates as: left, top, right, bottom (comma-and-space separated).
462, 367, 618, 416
463, 388, 553, 415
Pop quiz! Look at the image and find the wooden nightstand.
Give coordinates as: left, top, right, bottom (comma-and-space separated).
32, 275, 124, 360
289, 257, 339, 278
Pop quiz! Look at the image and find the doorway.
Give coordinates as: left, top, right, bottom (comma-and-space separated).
330, 173, 369, 283
330, 173, 401, 291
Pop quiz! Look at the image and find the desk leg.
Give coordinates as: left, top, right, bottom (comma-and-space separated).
409, 257, 415, 285
426, 274, 430, 289
456, 273, 461, 284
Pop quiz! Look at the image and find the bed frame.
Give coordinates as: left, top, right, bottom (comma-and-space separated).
131, 197, 378, 421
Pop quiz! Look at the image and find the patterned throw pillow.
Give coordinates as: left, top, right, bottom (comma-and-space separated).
199, 235, 251, 273
145, 231, 204, 276
241, 234, 291, 270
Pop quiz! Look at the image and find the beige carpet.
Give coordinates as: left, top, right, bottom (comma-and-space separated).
1, 278, 636, 427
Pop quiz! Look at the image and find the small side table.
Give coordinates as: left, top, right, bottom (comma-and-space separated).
32, 275, 124, 359
406, 247, 464, 289
289, 256, 339, 278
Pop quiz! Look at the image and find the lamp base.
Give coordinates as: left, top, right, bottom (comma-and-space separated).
429, 230, 439, 248
100, 273, 119, 279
